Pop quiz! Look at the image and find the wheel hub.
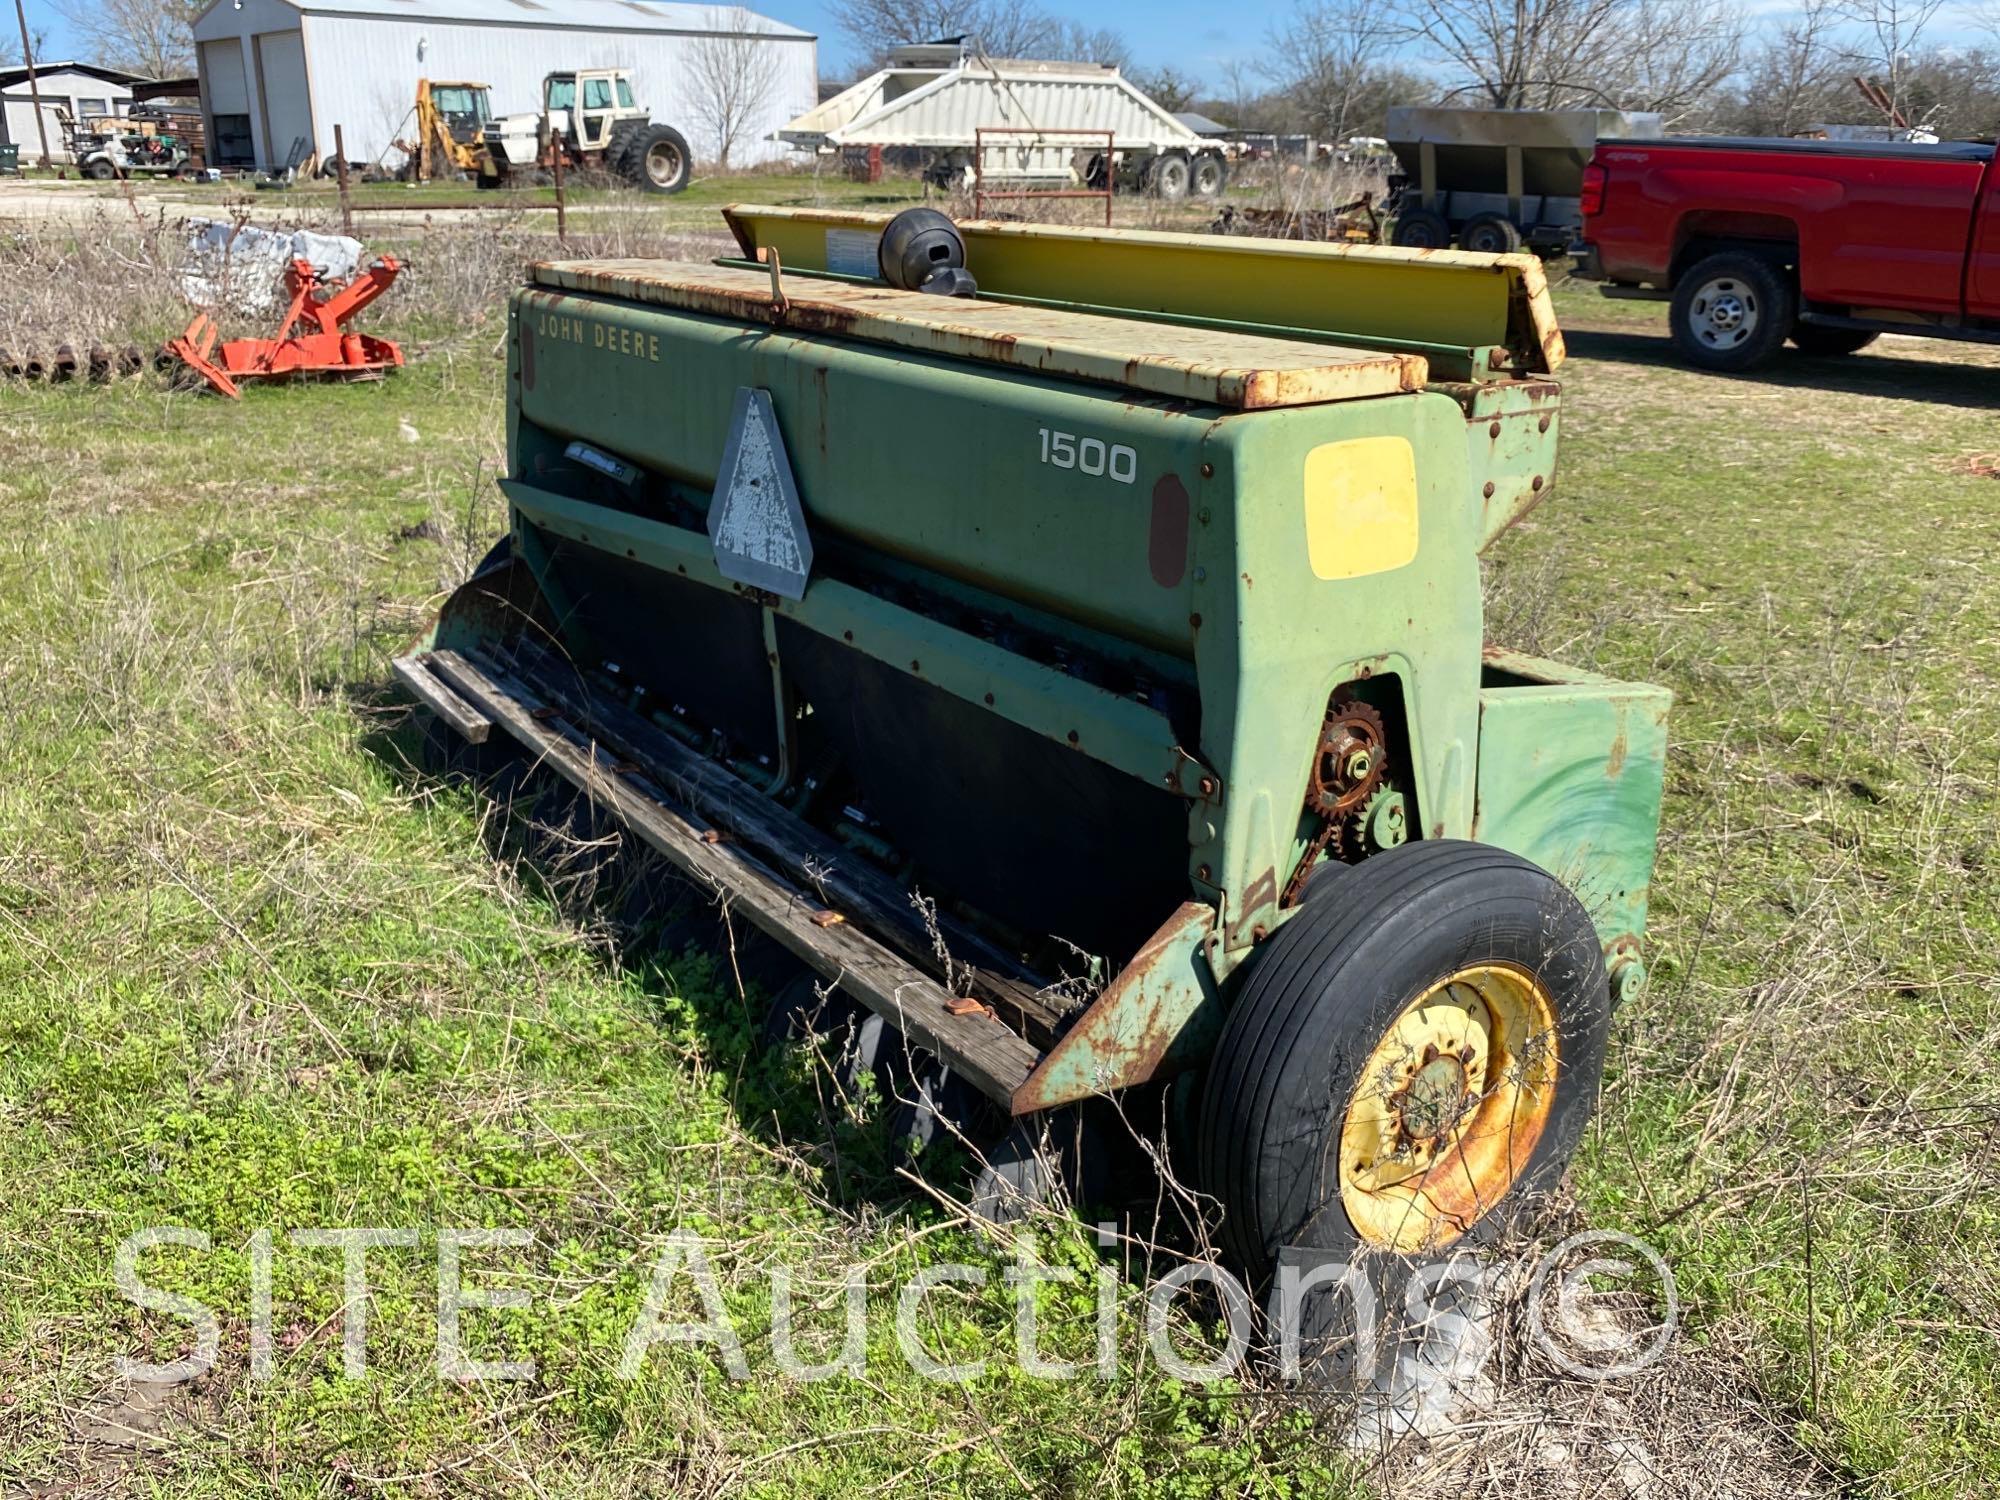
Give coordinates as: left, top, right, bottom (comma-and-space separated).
1394, 1046, 1472, 1142
1692, 278, 1757, 348
1336, 963, 1560, 1252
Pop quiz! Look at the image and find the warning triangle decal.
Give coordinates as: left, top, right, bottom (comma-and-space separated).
708, 387, 814, 600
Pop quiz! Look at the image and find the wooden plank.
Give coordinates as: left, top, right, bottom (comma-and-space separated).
425, 649, 1044, 1104
527, 259, 1426, 410
499, 643, 1070, 1044
393, 653, 490, 744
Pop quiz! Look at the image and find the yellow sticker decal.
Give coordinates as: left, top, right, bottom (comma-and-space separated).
1303, 436, 1420, 580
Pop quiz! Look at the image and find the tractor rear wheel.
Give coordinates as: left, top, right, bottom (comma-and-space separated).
1197, 840, 1609, 1287
618, 123, 691, 195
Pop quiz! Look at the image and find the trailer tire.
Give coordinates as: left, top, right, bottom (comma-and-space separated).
1196, 840, 1608, 1294
1389, 207, 1450, 249
1670, 251, 1794, 371
1459, 212, 1523, 255
1190, 152, 1227, 198
1788, 324, 1879, 357
617, 123, 691, 195
1150, 151, 1191, 200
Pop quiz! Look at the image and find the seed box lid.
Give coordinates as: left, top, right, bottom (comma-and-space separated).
528, 259, 1428, 410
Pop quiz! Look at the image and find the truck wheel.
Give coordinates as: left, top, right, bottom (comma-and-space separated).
1390, 207, 1450, 249
619, 123, 690, 195
1458, 212, 1522, 255
1789, 324, 1879, 357
1150, 152, 1190, 200
1197, 840, 1609, 1285
1189, 153, 1227, 198
1670, 252, 1794, 372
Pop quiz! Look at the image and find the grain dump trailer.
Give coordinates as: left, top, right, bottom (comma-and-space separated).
777, 42, 1228, 199
396, 205, 1669, 1328
1386, 106, 1663, 253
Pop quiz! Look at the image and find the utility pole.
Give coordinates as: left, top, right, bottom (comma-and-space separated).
11, 0, 53, 170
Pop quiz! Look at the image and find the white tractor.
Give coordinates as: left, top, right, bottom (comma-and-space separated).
479, 70, 691, 194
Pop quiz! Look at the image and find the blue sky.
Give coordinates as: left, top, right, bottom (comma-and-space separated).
10, 0, 1348, 82
14, 0, 1992, 89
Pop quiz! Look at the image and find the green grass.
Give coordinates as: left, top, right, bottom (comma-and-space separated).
0, 360, 1349, 1496
1, 266, 1997, 1495
1506, 284, 2000, 1493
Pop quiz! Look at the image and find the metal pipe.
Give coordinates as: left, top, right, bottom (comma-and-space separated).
11, 0, 52, 170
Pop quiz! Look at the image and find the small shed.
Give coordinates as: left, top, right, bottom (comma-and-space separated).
1, 63, 147, 163
190, 0, 818, 173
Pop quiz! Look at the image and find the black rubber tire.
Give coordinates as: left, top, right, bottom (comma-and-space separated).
85, 158, 117, 181
1196, 840, 1609, 1286
1789, 324, 1880, 356
1189, 153, 1227, 198
1670, 251, 1795, 372
1150, 151, 1191, 201
617, 123, 690, 195
1459, 211, 1523, 255
1390, 207, 1451, 249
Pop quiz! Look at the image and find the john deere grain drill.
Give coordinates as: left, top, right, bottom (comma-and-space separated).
398, 207, 1668, 1286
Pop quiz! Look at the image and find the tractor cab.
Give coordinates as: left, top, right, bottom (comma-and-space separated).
542, 70, 643, 152
428, 82, 492, 145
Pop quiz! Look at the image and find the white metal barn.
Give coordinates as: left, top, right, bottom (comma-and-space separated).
1, 63, 144, 163
189, 0, 816, 172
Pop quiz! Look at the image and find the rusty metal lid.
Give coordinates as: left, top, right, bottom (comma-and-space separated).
527, 259, 1428, 410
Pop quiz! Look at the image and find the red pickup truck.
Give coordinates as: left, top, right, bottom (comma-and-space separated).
1573, 137, 2000, 370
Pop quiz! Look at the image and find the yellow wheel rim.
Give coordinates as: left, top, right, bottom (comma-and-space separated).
1336, 963, 1560, 1253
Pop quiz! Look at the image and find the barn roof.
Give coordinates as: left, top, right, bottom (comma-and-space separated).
197, 0, 811, 38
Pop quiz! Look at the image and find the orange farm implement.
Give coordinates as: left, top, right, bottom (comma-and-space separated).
166, 256, 405, 399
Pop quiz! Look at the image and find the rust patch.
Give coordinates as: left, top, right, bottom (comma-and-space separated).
1606, 723, 1628, 779
1228, 865, 1279, 949
1009, 902, 1215, 1113
1149, 473, 1191, 588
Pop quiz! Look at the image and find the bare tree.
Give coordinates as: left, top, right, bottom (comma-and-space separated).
1268, 0, 1399, 141
1398, 0, 1629, 108
55, 0, 203, 77
1731, 0, 1848, 136
686, 7, 784, 169
830, 0, 1126, 70
1839, 0, 1947, 125
2, 20, 52, 68
1215, 58, 1262, 125
1132, 64, 1201, 112
1597, 0, 1744, 122
1394, 0, 1741, 116
1053, 20, 1129, 68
